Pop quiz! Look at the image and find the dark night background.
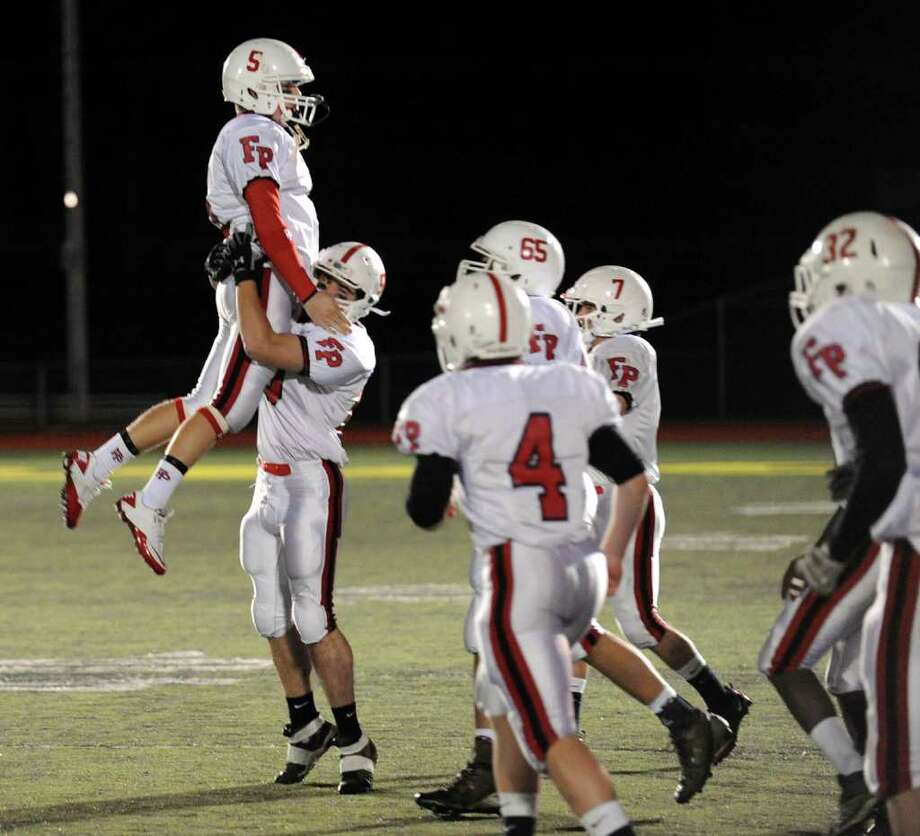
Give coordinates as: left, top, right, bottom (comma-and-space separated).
5, 6, 920, 429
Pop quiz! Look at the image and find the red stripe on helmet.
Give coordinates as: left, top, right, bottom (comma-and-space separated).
487, 272, 508, 342
340, 244, 365, 264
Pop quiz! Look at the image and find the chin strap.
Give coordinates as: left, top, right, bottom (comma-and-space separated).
368, 306, 391, 317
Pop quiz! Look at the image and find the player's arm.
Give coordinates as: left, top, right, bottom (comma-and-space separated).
588, 424, 649, 593
405, 454, 459, 529
243, 178, 350, 335
228, 229, 309, 373
236, 281, 308, 372
797, 383, 905, 594
828, 382, 906, 561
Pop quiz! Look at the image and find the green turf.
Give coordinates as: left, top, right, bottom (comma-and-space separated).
0, 443, 844, 834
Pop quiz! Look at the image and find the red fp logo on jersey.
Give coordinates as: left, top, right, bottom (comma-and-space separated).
607, 357, 640, 387
239, 135, 274, 170
802, 338, 847, 380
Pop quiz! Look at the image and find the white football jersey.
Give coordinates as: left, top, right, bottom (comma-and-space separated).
589, 334, 660, 484
257, 322, 376, 466
791, 298, 920, 549
206, 113, 319, 269
393, 363, 623, 550
523, 296, 588, 366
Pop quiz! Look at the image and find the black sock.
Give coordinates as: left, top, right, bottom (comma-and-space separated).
572, 690, 583, 726
687, 665, 730, 714
656, 694, 696, 729
472, 734, 493, 766
332, 702, 362, 747
286, 693, 318, 729
503, 816, 535, 835
608, 826, 636, 836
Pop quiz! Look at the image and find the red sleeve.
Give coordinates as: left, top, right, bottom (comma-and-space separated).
243, 178, 316, 304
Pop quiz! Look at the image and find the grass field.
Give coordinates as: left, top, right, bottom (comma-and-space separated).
0, 442, 847, 835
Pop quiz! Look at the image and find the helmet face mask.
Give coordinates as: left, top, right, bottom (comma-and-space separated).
433, 270, 532, 373
222, 38, 330, 150
561, 266, 663, 339
315, 242, 387, 323
790, 211, 920, 328
458, 220, 565, 297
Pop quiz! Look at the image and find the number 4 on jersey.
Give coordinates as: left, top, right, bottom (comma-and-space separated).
508, 413, 568, 520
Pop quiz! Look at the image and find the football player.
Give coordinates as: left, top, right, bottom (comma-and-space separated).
61, 38, 349, 573
561, 266, 752, 761
774, 211, 920, 836
228, 230, 385, 792
416, 220, 588, 816
394, 271, 728, 836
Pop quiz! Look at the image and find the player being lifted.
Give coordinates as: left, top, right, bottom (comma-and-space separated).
561, 266, 752, 759
764, 211, 920, 836
61, 38, 349, 574
227, 231, 385, 792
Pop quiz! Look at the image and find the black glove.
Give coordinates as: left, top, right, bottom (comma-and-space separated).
227, 226, 264, 286
204, 239, 233, 289
826, 463, 855, 503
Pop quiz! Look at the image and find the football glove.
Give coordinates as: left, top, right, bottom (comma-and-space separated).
204, 239, 234, 289
825, 463, 855, 503
795, 543, 845, 597
227, 225, 265, 286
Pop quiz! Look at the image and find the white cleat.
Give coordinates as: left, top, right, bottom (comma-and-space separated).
61, 450, 111, 529
114, 492, 172, 575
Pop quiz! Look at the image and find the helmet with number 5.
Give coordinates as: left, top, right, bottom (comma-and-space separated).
561, 266, 663, 338
790, 211, 920, 328
432, 271, 532, 372
315, 242, 388, 323
457, 220, 565, 298
222, 38, 329, 150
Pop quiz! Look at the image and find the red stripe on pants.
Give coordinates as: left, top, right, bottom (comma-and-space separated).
488, 545, 558, 762
877, 543, 920, 798
632, 491, 667, 642
320, 461, 343, 632
770, 544, 878, 673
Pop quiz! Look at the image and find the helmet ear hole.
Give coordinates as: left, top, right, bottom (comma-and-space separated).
870, 239, 878, 258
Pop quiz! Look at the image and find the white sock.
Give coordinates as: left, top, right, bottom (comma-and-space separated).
570, 676, 588, 694
92, 432, 136, 481
581, 800, 629, 836
140, 457, 186, 510
499, 791, 537, 818
675, 654, 706, 681
474, 727, 495, 742
646, 683, 678, 715
809, 716, 863, 776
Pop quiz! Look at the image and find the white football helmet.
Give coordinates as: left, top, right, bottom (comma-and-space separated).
221, 38, 329, 150
561, 266, 663, 338
315, 242, 388, 322
790, 211, 920, 327
457, 220, 565, 297
432, 270, 532, 372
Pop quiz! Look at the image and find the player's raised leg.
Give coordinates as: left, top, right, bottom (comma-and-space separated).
116, 270, 292, 573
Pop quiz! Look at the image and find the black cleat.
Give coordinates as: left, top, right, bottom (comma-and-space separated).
338, 735, 378, 794
670, 709, 724, 804
415, 737, 500, 818
828, 772, 877, 836
712, 684, 752, 765
274, 718, 337, 785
